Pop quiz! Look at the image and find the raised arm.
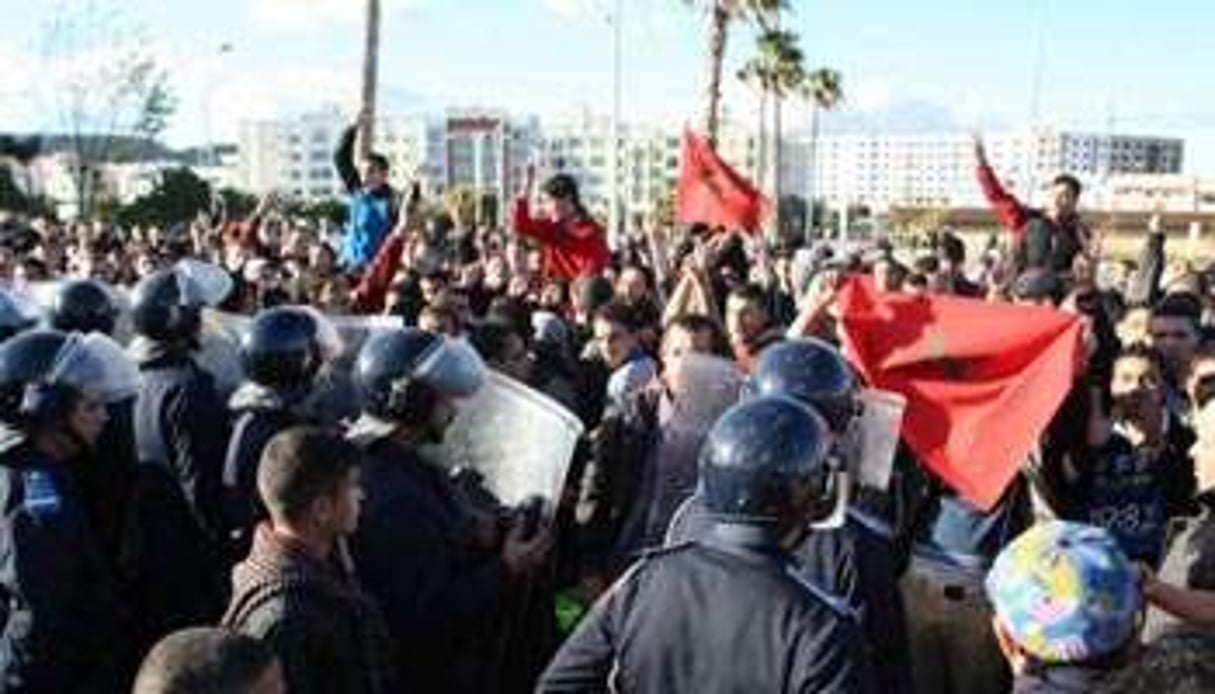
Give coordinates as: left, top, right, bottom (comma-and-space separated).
974, 135, 1032, 233
511, 165, 560, 245
333, 123, 362, 194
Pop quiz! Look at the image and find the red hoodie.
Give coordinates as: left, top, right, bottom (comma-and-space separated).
511, 198, 611, 281
353, 232, 407, 312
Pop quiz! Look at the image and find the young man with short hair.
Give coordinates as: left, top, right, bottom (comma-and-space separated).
1150, 293, 1204, 415
133, 627, 285, 694
593, 301, 657, 407
223, 426, 394, 694
1061, 346, 1197, 566
725, 283, 784, 371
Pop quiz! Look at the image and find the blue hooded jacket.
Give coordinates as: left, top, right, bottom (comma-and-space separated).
334, 124, 398, 271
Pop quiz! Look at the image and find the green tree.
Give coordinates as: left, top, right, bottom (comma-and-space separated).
678, 0, 785, 149
802, 68, 843, 239
0, 166, 53, 217
738, 27, 807, 238
0, 138, 54, 216
778, 194, 807, 236
116, 168, 210, 228
305, 198, 349, 227
217, 187, 259, 219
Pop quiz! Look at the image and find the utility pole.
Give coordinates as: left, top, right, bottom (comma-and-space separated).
358, 0, 381, 161
609, 0, 624, 249
770, 8, 782, 244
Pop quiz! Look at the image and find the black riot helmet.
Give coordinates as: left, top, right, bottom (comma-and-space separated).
354, 327, 485, 423
241, 307, 330, 389
699, 395, 833, 525
0, 289, 36, 343
129, 268, 206, 343
0, 330, 69, 424
749, 338, 858, 434
0, 328, 138, 435
48, 279, 118, 335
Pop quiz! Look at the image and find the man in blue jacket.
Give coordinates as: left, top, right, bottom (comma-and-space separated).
333, 112, 398, 273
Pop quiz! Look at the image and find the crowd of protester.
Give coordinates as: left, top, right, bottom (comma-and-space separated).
1, 120, 1215, 694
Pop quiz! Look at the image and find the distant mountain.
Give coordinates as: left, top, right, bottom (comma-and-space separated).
798, 98, 1016, 137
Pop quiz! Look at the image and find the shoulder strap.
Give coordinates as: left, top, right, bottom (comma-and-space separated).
223, 411, 259, 489
783, 557, 861, 623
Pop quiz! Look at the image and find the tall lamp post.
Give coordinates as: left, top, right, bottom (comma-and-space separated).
359, 0, 382, 160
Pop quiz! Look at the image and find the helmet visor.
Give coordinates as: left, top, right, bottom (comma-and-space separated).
297, 306, 345, 362
174, 259, 234, 307
47, 332, 140, 404
414, 336, 486, 398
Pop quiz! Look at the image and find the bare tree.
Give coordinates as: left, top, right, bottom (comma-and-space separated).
41, 0, 175, 219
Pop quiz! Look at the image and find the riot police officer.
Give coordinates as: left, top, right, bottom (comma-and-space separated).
748, 337, 913, 694
0, 288, 36, 343
346, 327, 552, 692
47, 278, 119, 336
539, 396, 871, 693
45, 278, 138, 567
128, 267, 229, 653
222, 306, 330, 560
0, 330, 124, 691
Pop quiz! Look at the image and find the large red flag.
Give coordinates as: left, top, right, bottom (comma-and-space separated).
676, 129, 767, 233
836, 278, 1084, 510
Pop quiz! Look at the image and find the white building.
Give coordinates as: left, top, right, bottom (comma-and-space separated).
190, 144, 243, 193
236, 107, 1188, 230
809, 128, 1184, 212
1093, 173, 1215, 213
538, 114, 782, 228
237, 106, 542, 222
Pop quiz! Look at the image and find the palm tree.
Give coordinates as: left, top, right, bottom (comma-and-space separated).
801, 67, 843, 239
358, 0, 381, 160
681, 0, 785, 149
738, 28, 806, 238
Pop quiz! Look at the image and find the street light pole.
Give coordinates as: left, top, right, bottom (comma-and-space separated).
609, 0, 624, 249
359, 0, 382, 161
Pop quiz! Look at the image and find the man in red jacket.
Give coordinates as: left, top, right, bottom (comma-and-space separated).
974, 134, 1094, 275
512, 167, 611, 281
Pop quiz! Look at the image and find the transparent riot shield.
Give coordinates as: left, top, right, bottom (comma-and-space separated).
433, 370, 584, 510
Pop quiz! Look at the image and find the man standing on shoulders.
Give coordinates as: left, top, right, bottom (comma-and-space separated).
512, 165, 611, 281
334, 110, 398, 273
223, 427, 394, 694
974, 133, 1094, 274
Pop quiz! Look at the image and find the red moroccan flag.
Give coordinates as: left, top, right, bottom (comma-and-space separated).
836, 278, 1084, 510
676, 129, 767, 233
